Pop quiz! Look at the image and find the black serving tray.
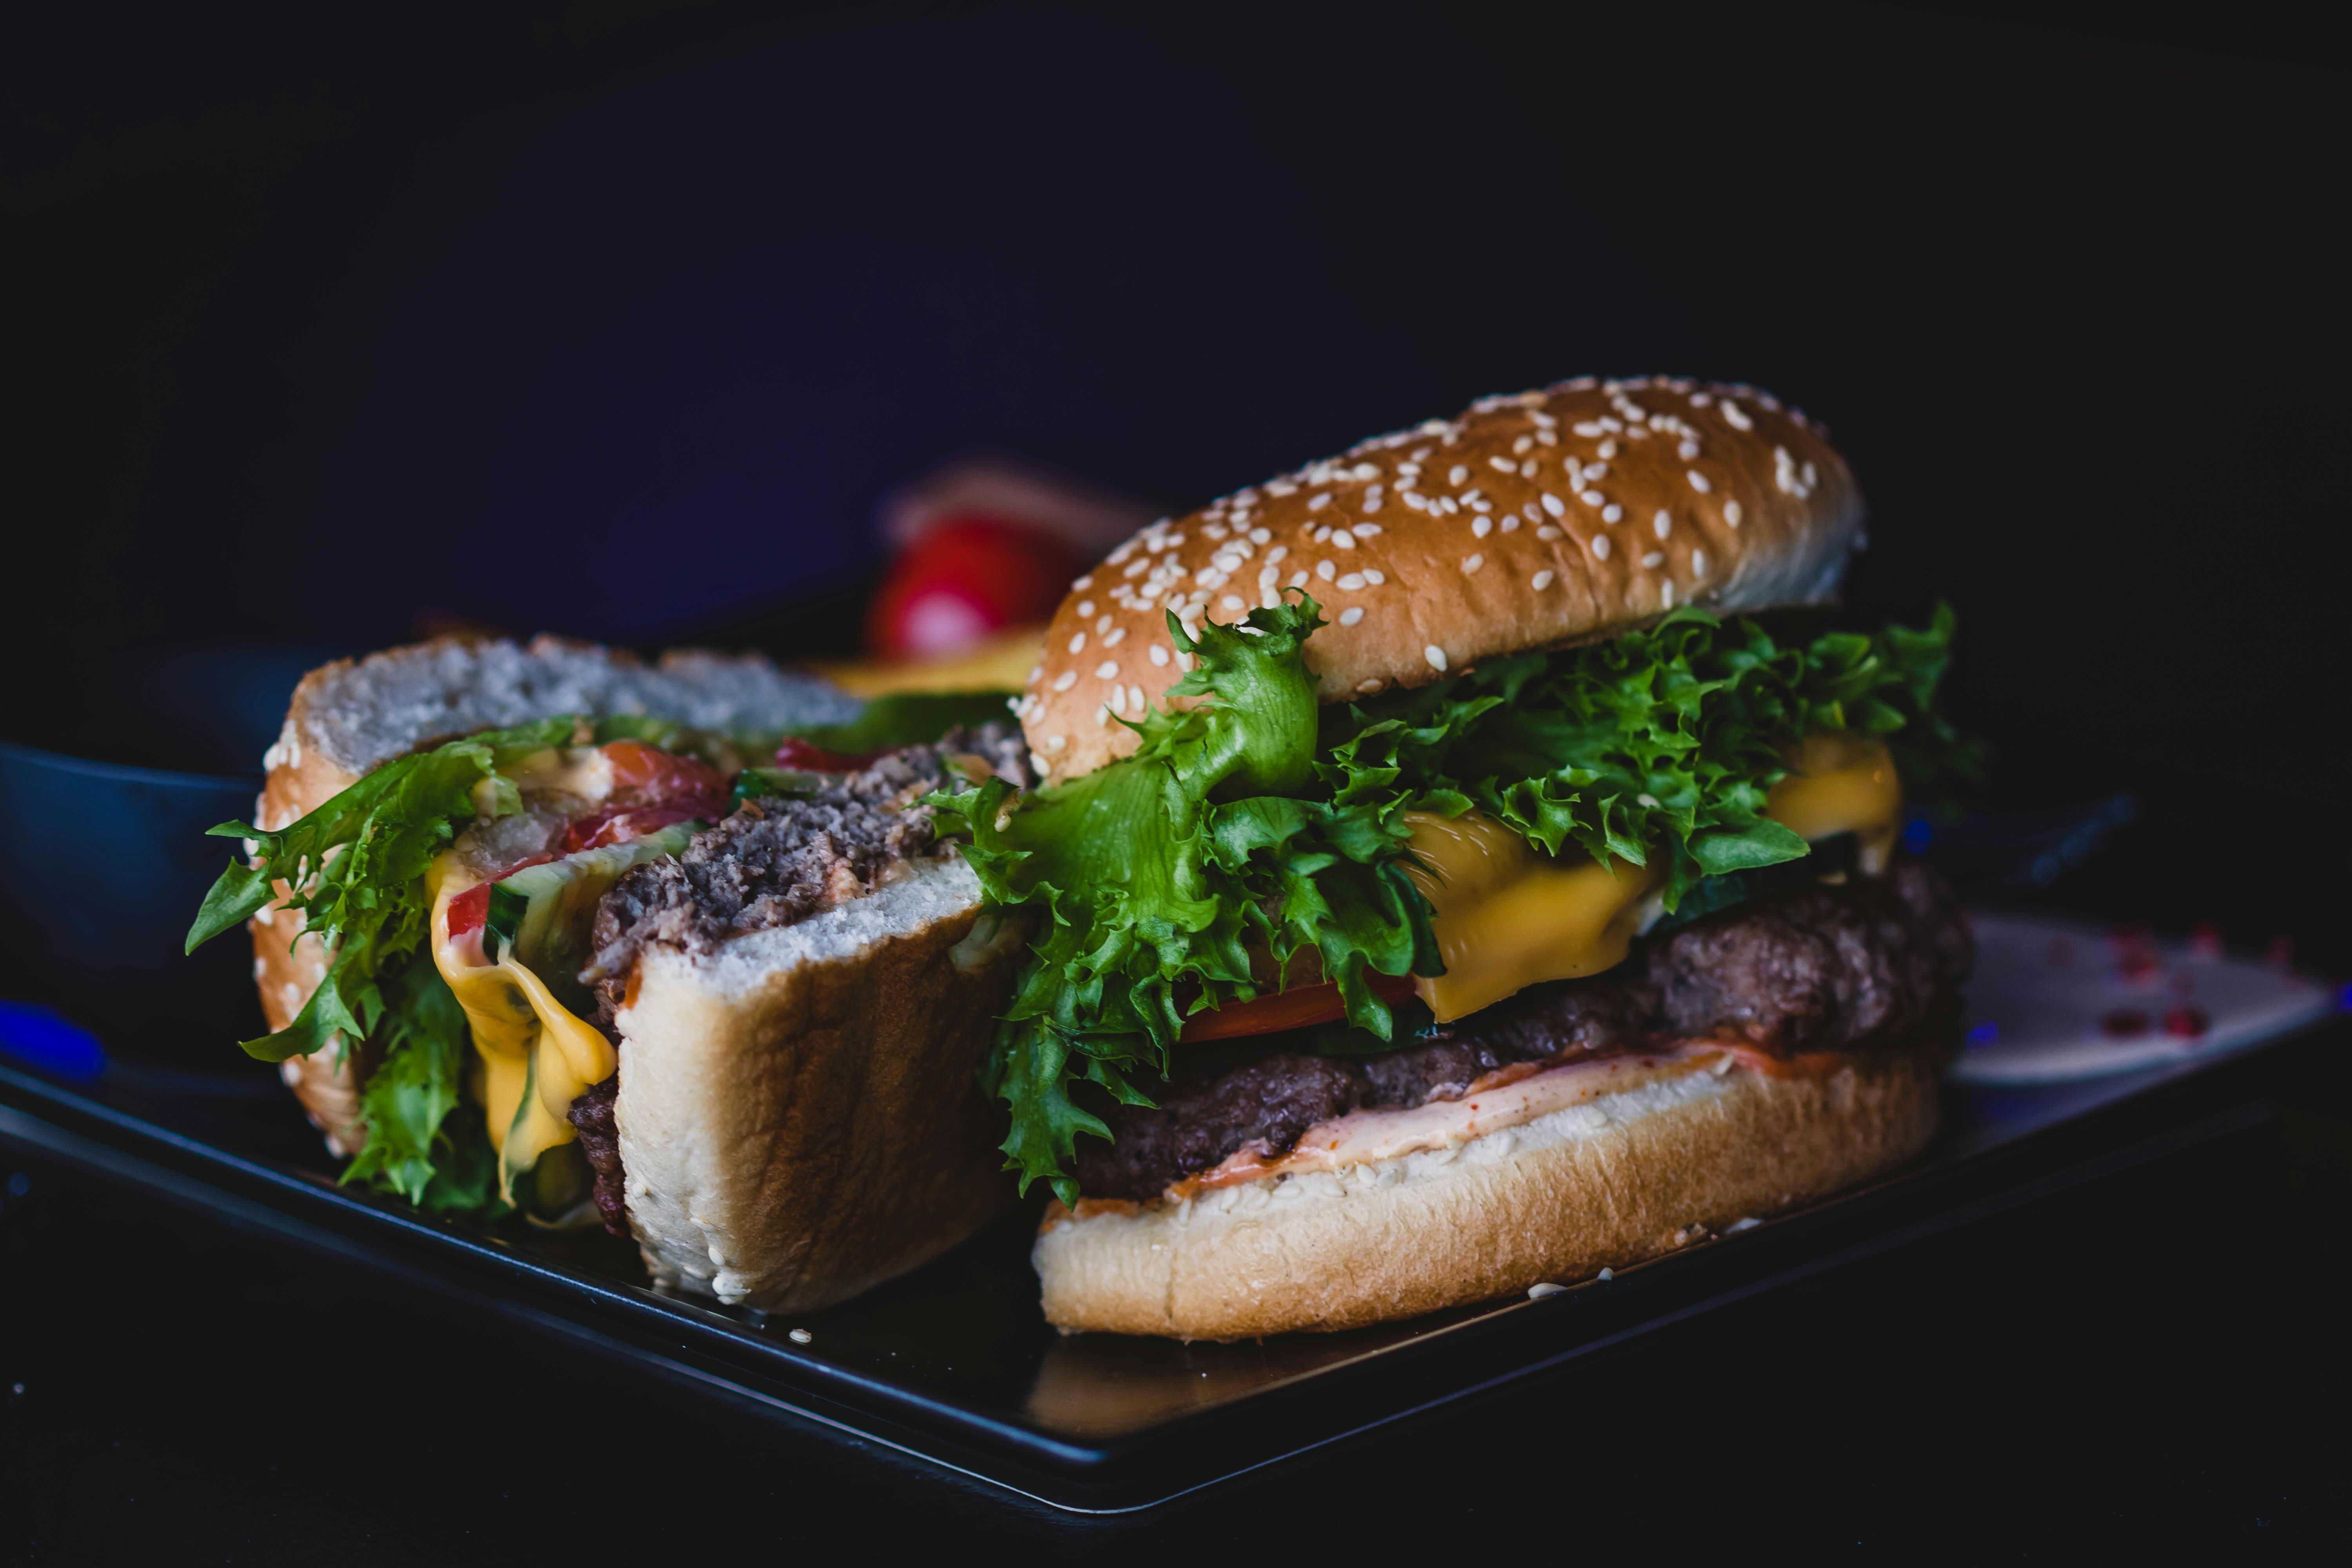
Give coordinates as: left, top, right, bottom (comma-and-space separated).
1, 915, 2341, 1511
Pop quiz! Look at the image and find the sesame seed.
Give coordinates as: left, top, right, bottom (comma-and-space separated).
1472, 516, 1492, 538
1721, 400, 1753, 431
1364, 568, 1385, 585
1094, 661, 1120, 680
1308, 494, 1331, 511
1289, 571, 1309, 588
1027, 665, 1043, 684
1361, 498, 1383, 514
1501, 515, 1519, 532
1541, 492, 1565, 517
1148, 644, 1169, 666
1661, 580, 1676, 608
1333, 529, 1356, 549
1096, 613, 1114, 633
1723, 499, 1743, 528
1103, 626, 1126, 646
1317, 560, 1337, 581
1537, 525, 1562, 541
1339, 606, 1365, 626
1637, 793, 1661, 808
1051, 670, 1078, 693
1532, 569, 1555, 590
1448, 465, 1470, 486
1572, 421, 1604, 437
1653, 510, 1671, 539
1259, 566, 1279, 588
1221, 594, 1245, 611
1489, 455, 1515, 473
1581, 490, 1604, 507
1592, 535, 1612, 559
1425, 645, 1450, 671
1075, 600, 1096, 617
1353, 522, 1381, 535
1602, 504, 1623, 524
1585, 462, 1608, 480
1096, 706, 1112, 726
1067, 632, 1087, 654
1122, 557, 1149, 578
1597, 439, 1617, 459
1462, 553, 1483, 573
1687, 470, 1711, 494
1267, 544, 1289, 563
1250, 527, 1271, 544
1129, 685, 1145, 713
1642, 551, 1665, 568
1356, 677, 1383, 693
1338, 572, 1365, 590
1691, 548, 1708, 576
1072, 575, 1094, 591
1679, 439, 1700, 460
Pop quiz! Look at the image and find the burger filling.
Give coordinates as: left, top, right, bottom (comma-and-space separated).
927, 594, 1978, 1206
1072, 855, 1969, 1201
187, 697, 1020, 1225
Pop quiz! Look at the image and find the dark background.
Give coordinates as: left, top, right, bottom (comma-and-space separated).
8, 0, 2344, 964
4, 3, 2347, 1557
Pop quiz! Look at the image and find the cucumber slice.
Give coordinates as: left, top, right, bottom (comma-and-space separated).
487, 820, 699, 1012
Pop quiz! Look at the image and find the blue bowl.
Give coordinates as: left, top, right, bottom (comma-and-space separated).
0, 738, 268, 1064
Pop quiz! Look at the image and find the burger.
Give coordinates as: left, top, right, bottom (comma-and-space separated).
926, 375, 1976, 1338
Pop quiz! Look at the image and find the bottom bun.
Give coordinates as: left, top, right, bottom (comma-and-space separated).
1034, 1042, 1941, 1339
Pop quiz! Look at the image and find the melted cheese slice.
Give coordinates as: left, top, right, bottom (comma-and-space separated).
425, 853, 616, 1200
1765, 733, 1903, 872
1401, 811, 1663, 1024
1398, 734, 1904, 1024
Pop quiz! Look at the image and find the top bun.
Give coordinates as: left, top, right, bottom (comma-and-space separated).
1017, 376, 1860, 782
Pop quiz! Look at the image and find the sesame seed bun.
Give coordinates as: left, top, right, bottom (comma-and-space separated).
1018, 376, 1860, 782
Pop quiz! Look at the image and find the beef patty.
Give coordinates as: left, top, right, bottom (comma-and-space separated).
1071, 857, 1970, 1202
566, 725, 1033, 1236
586, 723, 1030, 1016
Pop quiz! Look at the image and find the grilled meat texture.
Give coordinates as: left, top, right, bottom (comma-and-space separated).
567, 1075, 627, 1236
588, 724, 1029, 1016
1073, 857, 1969, 1201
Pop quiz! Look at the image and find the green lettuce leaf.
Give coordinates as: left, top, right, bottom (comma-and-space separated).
927, 596, 1436, 1203
790, 690, 1020, 755
934, 598, 1971, 1201
185, 716, 578, 1215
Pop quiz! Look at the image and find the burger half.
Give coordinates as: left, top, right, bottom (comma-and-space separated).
927, 376, 1976, 1339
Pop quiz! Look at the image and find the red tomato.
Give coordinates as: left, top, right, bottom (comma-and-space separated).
562, 804, 706, 854
773, 736, 879, 773
1178, 972, 1421, 1043
602, 740, 727, 806
445, 883, 491, 938
864, 515, 1085, 660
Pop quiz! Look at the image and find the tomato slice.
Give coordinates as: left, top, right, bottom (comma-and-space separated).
445, 883, 492, 938
1179, 971, 1420, 1043
773, 736, 880, 773
562, 804, 707, 854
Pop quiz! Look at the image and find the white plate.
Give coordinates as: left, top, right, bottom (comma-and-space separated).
1951, 912, 2339, 1085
